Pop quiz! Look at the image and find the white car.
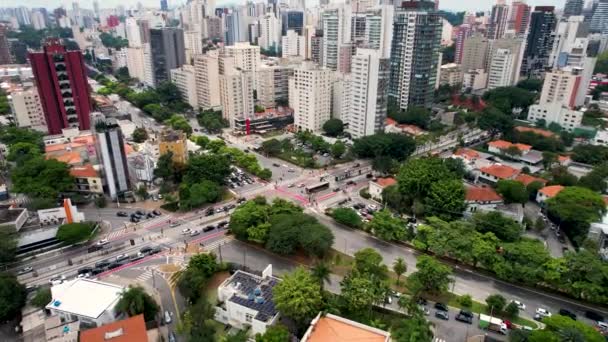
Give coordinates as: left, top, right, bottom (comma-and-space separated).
96, 238, 109, 246
49, 275, 66, 285
536, 308, 552, 317
512, 300, 526, 310
181, 228, 192, 235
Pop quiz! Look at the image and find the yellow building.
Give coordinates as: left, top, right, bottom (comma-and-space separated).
159, 129, 188, 165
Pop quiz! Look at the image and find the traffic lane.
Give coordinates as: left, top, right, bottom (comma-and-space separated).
311, 212, 608, 323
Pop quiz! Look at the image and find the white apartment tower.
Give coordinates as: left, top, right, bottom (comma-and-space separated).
346, 49, 390, 139
219, 57, 255, 127
321, 6, 352, 70
170, 65, 198, 108
259, 13, 281, 53
222, 42, 261, 87
289, 62, 333, 132
194, 51, 221, 109
282, 29, 305, 58
365, 5, 394, 58
8, 87, 47, 133
487, 48, 516, 89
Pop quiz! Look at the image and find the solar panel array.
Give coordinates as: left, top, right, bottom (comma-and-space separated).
227, 272, 279, 322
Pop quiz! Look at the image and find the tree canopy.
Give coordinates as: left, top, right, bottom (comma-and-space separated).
496, 179, 528, 204
0, 273, 26, 321
273, 267, 323, 324
322, 118, 344, 137
56, 222, 94, 245
352, 133, 415, 161
408, 255, 452, 295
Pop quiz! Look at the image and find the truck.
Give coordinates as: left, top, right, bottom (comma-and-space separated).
479, 314, 508, 335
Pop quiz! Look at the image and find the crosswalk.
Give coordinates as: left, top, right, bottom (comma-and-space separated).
434, 338, 447, 342
106, 228, 128, 240
201, 236, 234, 252
136, 269, 153, 283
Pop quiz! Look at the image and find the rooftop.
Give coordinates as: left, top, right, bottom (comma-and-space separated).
515, 126, 557, 138
454, 148, 480, 160
480, 164, 520, 180
373, 177, 397, 188
301, 313, 390, 342
519, 150, 543, 164
0, 205, 26, 224
514, 174, 547, 186
79, 314, 148, 342
224, 270, 280, 322
539, 185, 565, 198
488, 140, 532, 152
69, 164, 98, 178
466, 186, 503, 203
46, 279, 124, 319
46, 151, 83, 165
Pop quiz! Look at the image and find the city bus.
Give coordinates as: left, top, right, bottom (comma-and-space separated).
306, 181, 330, 194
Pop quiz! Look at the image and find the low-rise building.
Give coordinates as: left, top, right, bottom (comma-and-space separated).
0, 204, 28, 232
37, 199, 85, 226
465, 185, 504, 214
438, 63, 463, 88
70, 164, 103, 194
159, 129, 188, 165
478, 164, 520, 184
527, 103, 583, 131
8, 86, 47, 132
215, 265, 280, 335
301, 312, 391, 342
79, 314, 151, 342
462, 68, 488, 91
46, 279, 124, 328
233, 108, 294, 135
487, 140, 532, 156
536, 185, 565, 204
368, 177, 396, 201
514, 173, 547, 187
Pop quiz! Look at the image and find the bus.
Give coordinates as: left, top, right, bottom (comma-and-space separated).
306, 181, 330, 194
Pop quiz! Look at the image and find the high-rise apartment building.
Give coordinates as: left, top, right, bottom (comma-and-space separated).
0, 24, 12, 64
184, 30, 203, 63
257, 61, 295, 108
564, 0, 584, 17
364, 5, 394, 59
487, 0, 509, 40
194, 51, 221, 109
345, 49, 389, 139
389, 1, 442, 111
96, 124, 130, 200
289, 62, 332, 132
282, 10, 304, 35
207, 17, 223, 40
521, 6, 556, 78
454, 25, 472, 64
550, 15, 589, 69
222, 42, 261, 87
160, 0, 168, 11
149, 28, 186, 86
460, 33, 490, 72
259, 13, 281, 52
590, 0, 608, 33
170, 65, 198, 108
219, 57, 254, 127
508, 1, 530, 36
282, 30, 305, 58
321, 6, 352, 70
311, 33, 323, 64
8, 87, 47, 132
29, 39, 91, 135
486, 35, 525, 86
487, 48, 517, 89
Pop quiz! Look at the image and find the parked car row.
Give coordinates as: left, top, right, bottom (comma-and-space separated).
128, 210, 162, 223
204, 201, 243, 217
228, 168, 254, 189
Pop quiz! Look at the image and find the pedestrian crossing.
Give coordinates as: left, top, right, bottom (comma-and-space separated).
201, 236, 234, 252
433, 338, 447, 342
106, 228, 128, 240
136, 269, 153, 283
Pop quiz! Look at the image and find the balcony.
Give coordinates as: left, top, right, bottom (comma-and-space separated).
67, 117, 79, 124
55, 64, 66, 72
62, 92, 73, 98
53, 54, 65, 62
59, 83, 71, 90
66, 108, 76, 115
63, 99, 74, 107
57, 74, 69, 81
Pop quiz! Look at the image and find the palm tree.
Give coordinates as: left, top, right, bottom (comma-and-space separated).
310, 262, 331, 290
115, 286, 159, 322
392, 257, 407, 286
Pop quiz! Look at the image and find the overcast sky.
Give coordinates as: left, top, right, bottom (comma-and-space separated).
1, 0, 567, 13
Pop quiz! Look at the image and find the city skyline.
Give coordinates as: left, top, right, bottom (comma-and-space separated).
3, 0, 567, 13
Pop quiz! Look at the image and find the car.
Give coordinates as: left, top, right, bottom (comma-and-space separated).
116, 211, 128, 217
434, 303, 448, 311
272, 163, 280, 167
511, 300, 526, 311
181, 228, 192, 235
153, 210, 161, 216
419, 306, 430, 315
96, 239, 109, 246
217, 221, 228, 228
297, 183, 305, 188
16, 266, 33, 275
77, 272, 91, 279
130, 253, 145, 261
536, 308, 552, 317
170, 222, 180, 227
367, 204, 378, 211
215, 208, 224, 213
585, 311, 605, 322
346, 180, 356, 185
597, 322, 608, 331
131, 217, 140, 223
158, 194, 163, 199
77, 267, 93, 275
136, 210, 145, 216
435, 310, 449, 320
49, 275, 66, 285
190, 230, 200, 237
287, 184, 295, 188
115, 254, 129, 262
203, 225, 215, 232
227, 204, 236, 210
147, 213, 155, 219
384, 296, 392, 304
288, 168, 295, 172
95, 260, 111, 268
149, 246, 162, 255
559, 308, 577, 320
107, 262, 121, 270
164, 310, 172, 324
205, 208, 215, 216
456, 310, 474, 324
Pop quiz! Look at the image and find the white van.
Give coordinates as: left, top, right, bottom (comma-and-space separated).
164, 310, 172, 324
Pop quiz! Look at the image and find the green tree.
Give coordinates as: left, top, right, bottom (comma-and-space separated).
546, 186, 606, 244
425, 179, 466, 221
390, 106, 432, 129
595, 51, 608, 74
310, 262, 331, 290
477, 107, 514, 136
331, 207, 362, 228
526, 181, 544, 201
165, 114, 193, 136
393, 257, 407, 286
31, 288, 52, 309
504, 301, 519, 318
298, 222, 334, 258
571, 144, 608, 165
197, 109, 228, 133
496, 180, 528, 204
178, 296, 217, 340
540, 315, 605, 342
184, 154, 231, 185
459, 294, 473, 308
0, 229, 17, 263
472, 211, 522, 242
135, 184, 149, 200
56, 222, 94, 245
115, 286, 160, 321
131, 127, 149, 143
391, 313, 434, 342
352, 133, 416, 161
331, 141, 346, 158
272, 267, 323, 324
0, 273, 26, 321
368, 209, 407, 241
397, 157, 457, 199
255, 324, 290, 342
485, 294, 507, 313
322, 118, 344, 136
11, 157, 74, 199
408, 255, 452, 295
260, 139, 282, 156
372, 155, 396, 175
7, 142, 41, 165
179, 180, 221, 210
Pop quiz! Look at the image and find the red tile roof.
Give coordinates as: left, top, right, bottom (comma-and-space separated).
488, 140, 531, 152
79, 315, 148, 342
515, 126, 557, 138
539, 185, 564, 198
385, 118, 397, 126
466, 186, 503, 202
69, 164, 98, 178
375, 177, 397, 188
514, 174, 547, 186
454, 148, 480, 160
480, 164, 520, 179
